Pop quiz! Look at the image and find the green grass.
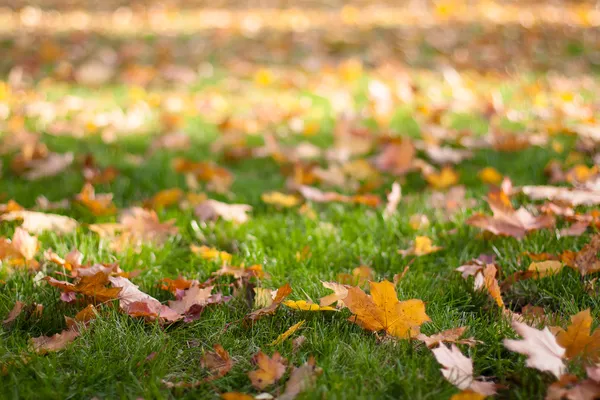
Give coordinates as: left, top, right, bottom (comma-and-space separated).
1, 21, 600, 397
1, 118, 598, 399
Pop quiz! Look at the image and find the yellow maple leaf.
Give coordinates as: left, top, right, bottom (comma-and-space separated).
398, 236, 442, 256
344, 280, 430, 338
553, 309, 600, 360
425, 166, 459, 189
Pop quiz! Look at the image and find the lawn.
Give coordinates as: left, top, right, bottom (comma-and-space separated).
1, 2, 600, 399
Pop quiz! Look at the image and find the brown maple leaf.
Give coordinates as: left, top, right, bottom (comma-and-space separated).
248, 351, 287, 390
201, 344, 234, 381
467, 189, 554, 239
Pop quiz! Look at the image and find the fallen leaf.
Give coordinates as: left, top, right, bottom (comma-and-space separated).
143, 188, 183, 210
320, 281, 348, 308
169, 284, 229, 321
398, 236, 442, 256
109, 276, 181, 323
467, 189, 554, 239
425, 166, 460, 189
23, 152, 73, 181
195, 200, 252, 224
478, 167, 503, 185
3, 301, 25, 327
344, 280, 430, 338
283, 300, 337, 311
248, 351, 286, 390
247, 283, 292, 322
337, 266, 373, 286
417, 327, 480, 348
191, 245, 233, 263
1, 211, 78, 234
432, 344, 496, 395
75, 183, 117, 216
261, 192, 301, 208
270, 320, 306, 346
552, 309, 600, 361
521, 186, 600, 206
221, 393, 254, 400
45, 272, 122, 303
504, 320, 566, 378
483, 265, 504, 308
31, 328, 79, 354
279, 356, 322, 400
201, 344, 233, 381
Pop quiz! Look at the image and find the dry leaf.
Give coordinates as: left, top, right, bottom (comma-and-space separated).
201, 344, 233, 381
279, 356, 322, 400
109, 276, 181, 323
467, 190, 555, 239
31, 328, 79, 354
552, 309, 600, 361
425, 166, 460, 189
504, 320, 566, 378
344, 280, 430, 339
432, 344, 496, 395
261, 192, 301, 208
195, 200, 252, 224
283, 300, 337, 312
521, 186, 600, 206
3, 301, 25, 327
248, 351, 286, 390
247, 283, 292, 322
270, 320, 306, 346
398, 236, 442, 256
320, 281, 348, 308
1, 211, 78, 234
417, 327, 480, 348
23, 152, 73, 181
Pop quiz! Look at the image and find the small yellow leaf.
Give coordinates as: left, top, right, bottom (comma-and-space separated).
478, 167, 503, 185
425, 167, 459, 189
270, 320, 306, 346
283, 300, 337, 311
261, 192, 301, 208
528, 261, 563, 278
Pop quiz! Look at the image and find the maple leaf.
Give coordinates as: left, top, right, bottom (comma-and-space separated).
119, 207, 178, 247
159, 276, 199, 293
221, 393, 254, 400
398, 236, 442, 256
248, 351, 287, 390
344, 280, 430, 338
501, 261, 564, 290
1, 211, 78, 234
504, 320, 566, 378
45, 272, 122, 303
168, 284, 230, 322
568, 234, 600, 276
270, 320, 306, 346
417, 327, 480, 348
75, 183, 117, 216
283, 300, 337, 311
466, 189, 555, 239
320, 281, 348, 308
31, 328, 79, 354
195, 199, 252, 224
65, 304, 98, 329
546, 372, 600, 400
432, 344, 496, 395
279, 356, 323, 400
551, 309, 600, 361
109, 276, 181, 323
201, 344, 233, 381
246, 283, 292, 322
424, 146, 472, 165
